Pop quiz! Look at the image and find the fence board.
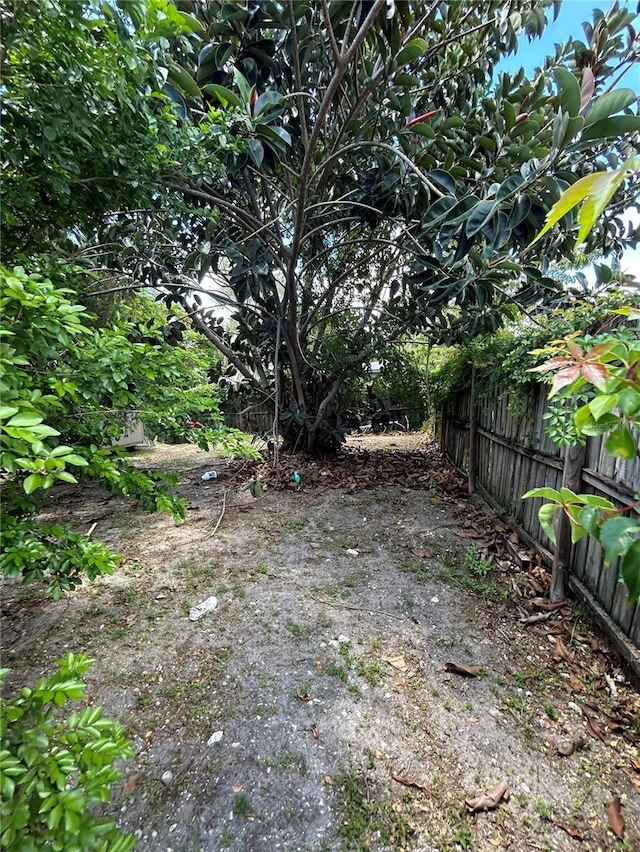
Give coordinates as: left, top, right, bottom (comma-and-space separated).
443, 383, 638, 651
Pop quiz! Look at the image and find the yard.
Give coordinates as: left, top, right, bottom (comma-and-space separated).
2, 435, 638, 851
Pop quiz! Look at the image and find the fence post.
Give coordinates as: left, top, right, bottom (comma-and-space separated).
550, 442, 586, 601
468, 366, 478, 494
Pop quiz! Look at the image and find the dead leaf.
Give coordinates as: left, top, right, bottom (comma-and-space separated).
521, 612, 552, 626
444, 662, 484, 677
382, 654, 407, 671
582, 706, 606, 742
123, 773, 142, 795
530, 598, 566, 612
556, 735, 586, 757
314, 659, 322, 670
323, 775, 334, 786
296, 693, 312, 702
306, 723, 319, 739
553, 636, 573, 662
310, 542, 321, 548
566, 672, 585, 694
465, 780, 509, 812
605, 795, 625, 838
553, 821, 584, 841
232, 785, 243, 793
411, 548, 433, 559
386, 764, 430, 798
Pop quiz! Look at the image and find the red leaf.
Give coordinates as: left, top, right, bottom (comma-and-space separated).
551, 365, 581, 393
566, 340, 585, 359
406, 108, 441, 128
534, 356, 573, 371
580, 362, 609, 390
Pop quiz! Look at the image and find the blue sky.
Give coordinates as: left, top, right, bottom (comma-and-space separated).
498, 1, 639, 278
498, 0, 640, 82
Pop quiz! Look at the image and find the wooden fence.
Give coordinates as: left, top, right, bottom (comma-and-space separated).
442, 382, 640, 658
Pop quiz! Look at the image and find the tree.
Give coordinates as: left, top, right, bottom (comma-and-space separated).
91, 0, 639, 453
0, 0, 236, 595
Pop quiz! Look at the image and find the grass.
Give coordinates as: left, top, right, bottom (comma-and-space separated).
335, 769, 413, 851
232, 794, 254, 816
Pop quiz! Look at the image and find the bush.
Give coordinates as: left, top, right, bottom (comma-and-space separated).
0, 654, 136, 851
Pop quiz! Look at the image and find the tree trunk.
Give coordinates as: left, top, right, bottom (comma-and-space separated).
550, 442, 586, 602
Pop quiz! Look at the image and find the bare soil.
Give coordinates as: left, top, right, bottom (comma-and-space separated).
2, 434, 639, 852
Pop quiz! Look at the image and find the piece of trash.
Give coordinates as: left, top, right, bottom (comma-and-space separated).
345, 548, 359, 556
189, 596, 218, 621
465, 780, 510, 812
207, 730, 223, 745
444, 662, 484, 678
382, 655, 407, 671
338, 634, 349, 644
296, 693, 312, 702
201, 470, 218, 481
161, 770, 174, 786
293, 470, 302, 484
430, 596, 439, 603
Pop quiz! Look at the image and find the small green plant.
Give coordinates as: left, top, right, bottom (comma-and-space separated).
463, 546, 492, 578
543, 700, 558, 721
0, 653, 135, 852
336, 769, 413, 851
535, 797, 552, 821
232, 793, 254, 816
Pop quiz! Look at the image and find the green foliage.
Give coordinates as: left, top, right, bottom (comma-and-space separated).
0, 654, 136, 852
524, 318, 640, 599
0, 262, 220, 594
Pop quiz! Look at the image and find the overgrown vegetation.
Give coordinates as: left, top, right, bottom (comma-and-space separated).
0, 654, 135, 852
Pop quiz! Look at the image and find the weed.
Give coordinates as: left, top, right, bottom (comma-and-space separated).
286, 619, 310, 639
232, 585, 247, 599
335, 769, 413, 851
232, 794, 254, 816
326, 661, 349, 682
220, 827, 233, 847
443, 699, 452, 711
517, 793, 528, 808
464, 546, 492, 577
284, 518, 308, 533
535, 798, 552, 821
543, 701, 558, 721
502, 693, 527, 717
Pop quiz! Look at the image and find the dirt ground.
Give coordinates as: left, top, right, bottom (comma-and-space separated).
2, 434, 639, 852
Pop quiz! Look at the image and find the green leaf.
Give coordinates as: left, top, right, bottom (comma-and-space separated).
553, 67, 581, 118
522, 487, 562, 502
253, 90, 282, 117
588, 393, 619, 421
579, 505, 601, 537
178, 11, 205, 33
577, 494, 615, 509
167, 65, 201, 100
396, 38, 428, 66
605, 427, 636, 460
581, 115, 640, 141
23, 473, 44, 495
619, 388, 640, 417
202, 84, 242, 109
621, 540, 640, 602
6, 412, 43, 428
600, 516, 637, 565
465, 201, 497, 237
538, 503, 558, 543
0, 405, 19, 420
584, 88, 637, 126
233, 68, 252, 105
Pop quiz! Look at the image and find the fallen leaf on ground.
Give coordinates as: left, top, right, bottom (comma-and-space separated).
382, 655, 407, 671
306, 723, 319, 739
553, 635, 573, 661
582, 705, 606, 742
444, 662, 484, 677
556, 735, 586, 756
411, 548, 432, 558
465, 780, 509, 812
521, 612, 552, 626
565, 672, 585, 694
530, 598, 567, 612
310, 542, 321, 548
232, 785, 243, 793
553, 821, 584, 841
323, 776, 334, 785
386, 764, 430, 798
606, 795, 625, 838
123, 774, 142, 795
296, 693, 312, 702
